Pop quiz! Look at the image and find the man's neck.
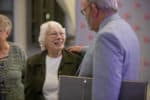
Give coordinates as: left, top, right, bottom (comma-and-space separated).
95, 11, 116, 32
93, 13, 106, 32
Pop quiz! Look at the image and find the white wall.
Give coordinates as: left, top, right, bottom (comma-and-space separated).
14, 0, 27, 50
57, 0, 76, 35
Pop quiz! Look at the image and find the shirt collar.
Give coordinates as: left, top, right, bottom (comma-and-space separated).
99, 13, 121, 31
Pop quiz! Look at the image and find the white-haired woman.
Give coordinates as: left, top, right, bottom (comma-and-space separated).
25, 21, 82, 100
0, 14, 26, 100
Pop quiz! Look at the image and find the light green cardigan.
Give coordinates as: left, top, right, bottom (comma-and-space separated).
0, 42, 26, 100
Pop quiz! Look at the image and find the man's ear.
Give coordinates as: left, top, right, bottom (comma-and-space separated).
91, 3, 99, 18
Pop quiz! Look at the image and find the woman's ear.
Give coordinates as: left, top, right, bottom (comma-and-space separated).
6, 31, 9, 36
6, 30, 10, 37
91, 3, 99, 18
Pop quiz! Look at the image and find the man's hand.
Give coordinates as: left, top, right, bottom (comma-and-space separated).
67, 45, 84, 53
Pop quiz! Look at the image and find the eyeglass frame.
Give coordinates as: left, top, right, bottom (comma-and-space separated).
80, 3, 91, 15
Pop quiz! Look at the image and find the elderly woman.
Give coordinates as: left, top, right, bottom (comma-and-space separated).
0, 14, 26, 100
25, 21, 82, 100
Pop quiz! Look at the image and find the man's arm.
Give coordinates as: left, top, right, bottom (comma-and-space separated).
67, 45, 88, 57
93, 33, 124, 100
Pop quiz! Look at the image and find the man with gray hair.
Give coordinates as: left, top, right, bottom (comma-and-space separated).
69, 0, 140, 100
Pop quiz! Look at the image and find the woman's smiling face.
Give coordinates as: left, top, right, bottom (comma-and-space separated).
45, 25, 66, 52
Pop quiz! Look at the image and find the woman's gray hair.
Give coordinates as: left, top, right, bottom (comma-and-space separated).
0, 14, 12, 33
89, 0, 119, 11
38, 21, 65, 51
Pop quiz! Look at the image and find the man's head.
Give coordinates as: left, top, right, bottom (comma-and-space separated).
39, 21, 66, 52
81, 0, 119, 31
0, 14, 12, 41
88, 0, 119, 11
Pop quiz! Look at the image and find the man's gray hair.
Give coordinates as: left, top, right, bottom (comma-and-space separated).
38, 21, 65, 51
0, 14, 12, 33
89, 0, 119, 11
